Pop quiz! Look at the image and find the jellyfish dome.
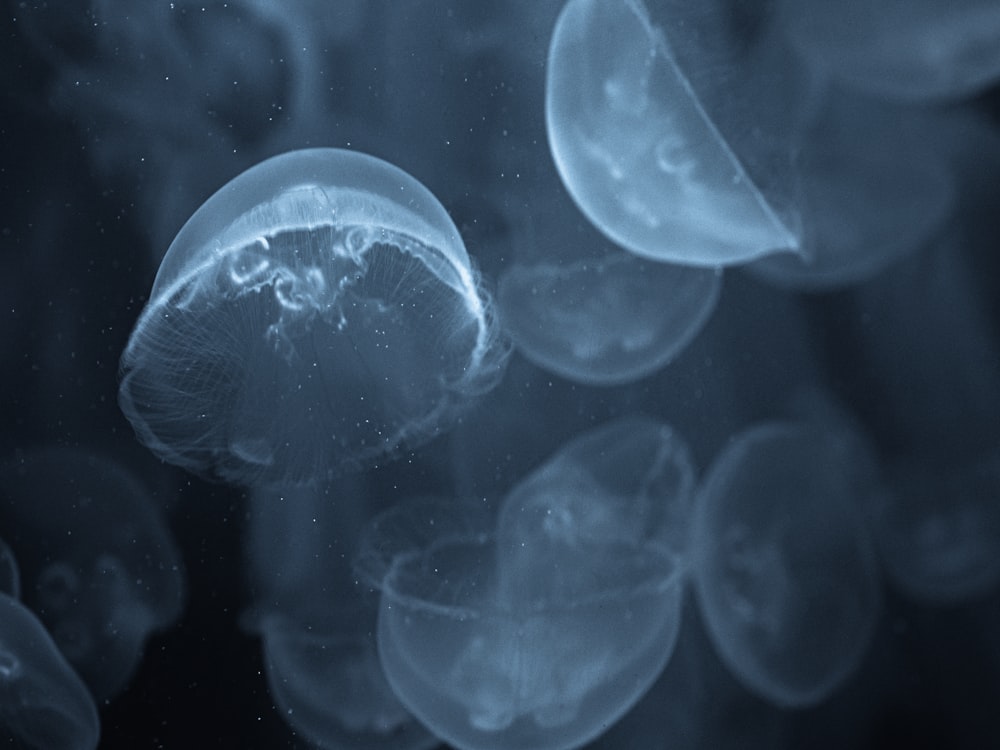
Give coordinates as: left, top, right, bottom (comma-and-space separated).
875, 452, 1000, 606
358, 498, 682, 750
545, 0, 803, 267
119, 148, 509, 486
691, 422, 882, 708
243, 482, 438, 750
0, 448, 186, 701
0, 592, 100, 750
357, 418, 693, 750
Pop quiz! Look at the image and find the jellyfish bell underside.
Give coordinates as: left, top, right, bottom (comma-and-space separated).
545, 0, 801, 267
118, 148, 507, 487
498, 253, 721, 386
259, 613, 437, 750
375, 534, 682, 750
362, 418, 695, 750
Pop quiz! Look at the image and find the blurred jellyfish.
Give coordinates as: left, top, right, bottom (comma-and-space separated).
15, 0, 372, 252
496, 416, 697, 584
777, 0, 1000, 103
244, 482, 437, 750
747, 90, 956, 290
844, 232, 1000, 605
0, 592, 100, 750
0, 538, 20, 600
691, 421, 882, 708
545, 0, 810, 266
0, 448, 186, 701
358, 417, 692, 750
119, 148, 509, 487
498, 252, 721, 386
874, 452, 1000, 605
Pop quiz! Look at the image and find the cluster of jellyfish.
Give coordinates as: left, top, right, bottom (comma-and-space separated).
5, 0, 1000, 747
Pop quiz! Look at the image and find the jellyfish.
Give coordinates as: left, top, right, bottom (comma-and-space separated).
498, 252, 721, 386
874, 452, 1000, 605
691, 421, 882, 708
855, 236, 1000, 603
15, 0, 371, 253
545, 0, 808, 266
118, 148, 509, 487
0, 448, 186, 701
244, 483, 437, 750
777, 0, 1000, 103
358, 417, 692, 750
490, 147, 721, 388
747, 89, 956, 290
0, 592, 100, 750
495, 416, 697, 587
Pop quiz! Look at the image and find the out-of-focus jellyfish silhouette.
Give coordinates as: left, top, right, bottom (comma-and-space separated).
16, 0, 373, 253
747, 90, 956, 290
358, 417, 692, 750
118, 148, 509, 487
691, 421, 882, 708
0, 448, 185, 701
0, 592, 100, 750
0, 537, 20, 600
845, 234, 1000, 605
777, 0, 1000, 103
498, 251, 721, 386
244, 482, 437, 750
545, 0, 808, 267
875, 452, 1000, 606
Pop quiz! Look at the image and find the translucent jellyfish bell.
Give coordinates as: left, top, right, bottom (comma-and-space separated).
875, 452, 1000, 605
359, 419, 692, 750
0, 592, 100, 750
360, 501, 681, 750
496, 416, 698, 585
545, 0, 804, 266
0, 448, 186, 701
691, 422, 882, 708
244, 483, 437, 750
747, 90, 956, 291
119, 148, 508, 486
497, 252, 721, 386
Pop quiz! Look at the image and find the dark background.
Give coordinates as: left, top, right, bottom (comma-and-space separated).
2, 2, 1000, 748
